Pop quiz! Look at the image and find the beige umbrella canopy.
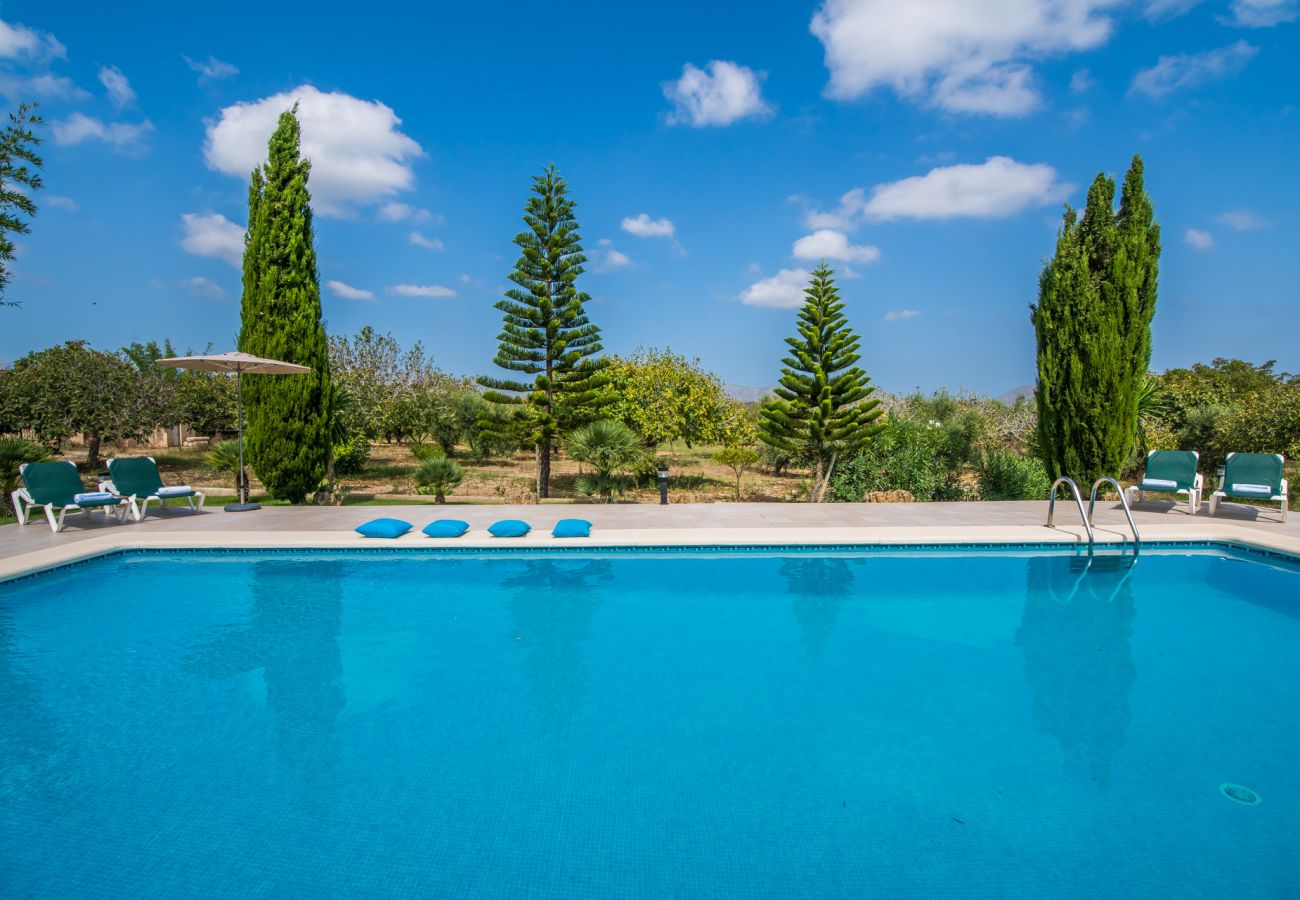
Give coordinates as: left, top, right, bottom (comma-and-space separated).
157, 352, 311, 511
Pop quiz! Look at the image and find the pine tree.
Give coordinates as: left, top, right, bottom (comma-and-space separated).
479, 164, 610, 497
758, 264, 883, 502
0, 103, 44, 307
1033, 155, 1159, 485
238, 107, 333, 503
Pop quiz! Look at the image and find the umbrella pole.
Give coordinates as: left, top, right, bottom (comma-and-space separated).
225, 366, 261, 512
237, 369, 245, 505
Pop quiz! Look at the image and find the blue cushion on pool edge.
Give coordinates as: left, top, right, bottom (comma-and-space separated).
355, 517, 413, 538
422, 519, 469, 538
488, 519, 531, 538
552, 518, 592, 538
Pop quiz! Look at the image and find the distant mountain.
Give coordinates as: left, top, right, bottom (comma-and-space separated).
998, 384, 1035, 404
724, 384, 773, 403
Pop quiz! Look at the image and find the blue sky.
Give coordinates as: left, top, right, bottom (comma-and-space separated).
2, 0, 1297, 394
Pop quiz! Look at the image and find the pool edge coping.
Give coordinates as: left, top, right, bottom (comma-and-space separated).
3, 522, 1299, 584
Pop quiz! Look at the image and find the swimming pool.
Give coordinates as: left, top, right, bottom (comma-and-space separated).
2, 544, 1297, 898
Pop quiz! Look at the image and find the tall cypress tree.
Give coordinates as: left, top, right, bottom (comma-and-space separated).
479, 164, 609, 497
758, 264, 883, 502
238, 107, 333, 503
1033, 155, 1159, 485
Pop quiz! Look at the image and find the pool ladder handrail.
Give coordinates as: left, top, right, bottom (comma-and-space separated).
1047, 477, 1094, 547
1088, 476, 1142, 554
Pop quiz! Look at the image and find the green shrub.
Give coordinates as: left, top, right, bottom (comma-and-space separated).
977, 449, 1050, 500
410, 442, 445, 462
332, 437, 371, 476
414, 456, 464, 503
827, 418, 961, 501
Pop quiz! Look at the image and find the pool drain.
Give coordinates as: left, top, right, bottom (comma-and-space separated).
1219, 783, 1261, 806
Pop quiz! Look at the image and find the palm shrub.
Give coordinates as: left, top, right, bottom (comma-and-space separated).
205, 439, 243, 482
415, 457, 464, 503
0, 437, 51, 515
567, 419, 648, 502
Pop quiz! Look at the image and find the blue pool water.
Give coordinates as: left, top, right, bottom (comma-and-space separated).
1, 545, 1298, 898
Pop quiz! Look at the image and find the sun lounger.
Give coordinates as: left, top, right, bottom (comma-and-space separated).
1125, 450, 1203, 514
103, 456, 205, 521
1208, 452, 1288, 523
12, 460, 129, 533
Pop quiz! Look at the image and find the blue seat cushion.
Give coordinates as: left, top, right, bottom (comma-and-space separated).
422, 519, 469, 538
552, 518, 592, 538
488, 519, 531, 538
355, 517, 413, 539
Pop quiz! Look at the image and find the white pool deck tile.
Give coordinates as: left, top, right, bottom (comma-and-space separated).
2, 499, 1297, 582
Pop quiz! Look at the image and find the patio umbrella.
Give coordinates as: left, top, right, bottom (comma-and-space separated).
156, 352, 311, 512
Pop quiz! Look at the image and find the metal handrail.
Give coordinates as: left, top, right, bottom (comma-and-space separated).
1047, 476, 1094, 545
1089, 476, 1142, 553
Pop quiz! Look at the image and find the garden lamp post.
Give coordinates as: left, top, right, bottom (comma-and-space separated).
156, 352, 311, 512
658, 465, 669, 505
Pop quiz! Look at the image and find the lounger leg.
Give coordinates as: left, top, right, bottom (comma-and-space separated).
139, 497, 155, 520
43, 504, 64, 534
194, 492, 206, 512
1209, 494, 1219, 516
11, 490, 28, 526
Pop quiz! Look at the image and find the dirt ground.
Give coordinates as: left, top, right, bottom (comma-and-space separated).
57, 442, 806, 505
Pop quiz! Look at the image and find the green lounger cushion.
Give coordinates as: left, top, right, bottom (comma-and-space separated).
1222, 453, 1284, 497
422, 519, 469, 538
107, 457, 165, 497
552, 518, 592, 538
1139, 450, 1198, 492
20, 461, 95, 507
355, 518, 413, 538
488, 519, 531, 538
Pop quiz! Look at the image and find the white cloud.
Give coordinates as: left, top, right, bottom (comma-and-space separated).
1217, 209, 1266, 230
1228, 0, 1298, 26
860, 156, 1070, 221
46, 195, 77, 211
98, 65, 135, 109
390, 284, 456, 298
378, 201, 432, 222
810, 0, 1120, 115
1130, 41, 1257, 98
792, 229, 881, 264
739, 267, 811, 308
1184, 228, 1215, 249
180, 212, 244, 268
884, 309, 922, 321
595, 247, 633, 272
1069, 69, 1095, 92
51, 113, 153, 149
408, 231, 444, 251
0, 18, 66, 61
204, 85, 424, 216
0, 72, 88, 101
663, 60, 773, 127
327, 279, 375, 300
799, 187, 867, 230
458, 273, 472, 284
184, 55, 238, 81
185, 276, 228, 300
621, 213, 676, 238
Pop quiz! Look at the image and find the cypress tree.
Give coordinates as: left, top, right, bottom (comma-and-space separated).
758, 264, 883, 502
1032, 155, 1159, 485
238, 107, 333, 503
479, 164, 610, 497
